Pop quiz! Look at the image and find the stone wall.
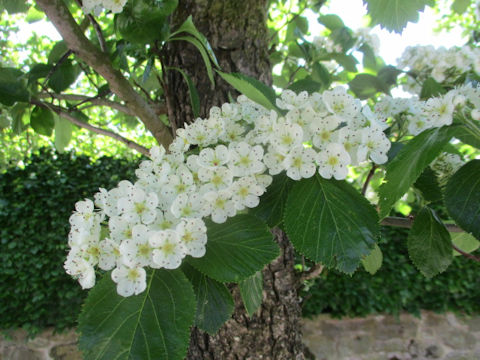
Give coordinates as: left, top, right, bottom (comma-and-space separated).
303, 311, 480, 360
1, 311, 479, 360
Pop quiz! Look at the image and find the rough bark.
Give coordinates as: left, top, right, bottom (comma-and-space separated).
164, 0, 272, 128
164, 1, 308, 359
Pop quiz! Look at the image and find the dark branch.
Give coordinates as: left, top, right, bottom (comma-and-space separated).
452, 244, 480, 262
362, 164, 377, 196
381, 216, 464, 233
31, 98, 150, 156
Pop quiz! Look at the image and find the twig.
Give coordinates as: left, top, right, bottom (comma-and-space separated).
452, 244, 480, 262
361, 164, 378, 196
31, 98, 150, 156
381, 216, 464, 233
298, 263, 324, 283
42, 50, 73, 86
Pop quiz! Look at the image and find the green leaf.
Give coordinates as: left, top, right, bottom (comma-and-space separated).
28, 63, 53, 85
169, 36, 215, 85
377, 65, 402, 86
182, 264, 233, 335
451, 0, 471, 14
407, 207, 452, 278
378, 126, 458, 219
54, 116, 73, 153
168, 67, 200, 118
216, 71, 279, 112
361, 243, 383, 275
451, 232, 480, 256
0, 67, 29, 106
78, 269, 195, 360
249, 173, 294, 228
311, 62, 332, 89
0, 0, 29, 14
288, 78, 323, 93
30, 106, 54, 136
420, 77, 447, 100
349, 74, 387, 99
332, 54, 358, 73
364, 0, 434, 33
445, 160, 480, 239
318, 14, 345, 30
48, 61, 80, 93
187, 215, 279, 283
239, 271, 263, 316
116, 0, 170, 44
453, 124, 480, 148
25, 6, 44, 23
10, 103, 28, 134
48, 41, 69, 64
360, 44, 378, 70
330, 27, 355, 52
284, 175, 378, 273
413, 167, 443, 203
170, 16, 219, 68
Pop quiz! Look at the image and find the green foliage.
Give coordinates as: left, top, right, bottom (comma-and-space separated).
30, 106, 54, 136
0, 67, 29, 106
407, 207, 453, 278
302, 226, 480, 318
445, 160, 480, 239
187, 215, 279, 283
284, 175, 378, 273
363, 0, 435, 33
78, 269, 195, 360
182, 264, 234, 334
216, 71, 280, 113
378, 126, 459, 219
250, 173, 293, 228
0, 149, 137, 334
239, 271, 263, 316
361, 243, 383, 275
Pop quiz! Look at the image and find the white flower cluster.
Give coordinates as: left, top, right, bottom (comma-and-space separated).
65, 87, 392, 297
353, 28, 380, 55
312, 36, 342, 54
375, 85, 480, 135
82, 0, 127, 15
398, 45, 480, 94
431, 152, 464, 187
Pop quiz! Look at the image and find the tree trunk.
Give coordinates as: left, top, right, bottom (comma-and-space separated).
164, 1, 309, 359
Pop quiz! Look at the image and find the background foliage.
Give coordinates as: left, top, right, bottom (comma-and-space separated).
0, 149, 137, 334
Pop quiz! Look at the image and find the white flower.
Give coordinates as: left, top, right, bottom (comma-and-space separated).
170, 193, 206, 219
64, 255, 96, 289
263, 146, 287, 175
230, 176, 266, 210
276, 90, 309, 110
317, 143, 351, 180
198, 145, 230, 169
270, 123, 303, 155
198, 166, 233, 191
117, 186, 158, 224
111, 266, 147, 297
228, 142, 265, 176
69, 199, 98, 230
109, 215, 135, 242
203, 190, 236, 223
150, 230, 186, 269
283, 147, 317, 181
357, 127, 391, 164
102, 0, 127, 13
176, 218, 207, 258
119, 224, 154, 268
322, 86, 360, 118
310, 115, 341, 149
150, 209, 180, 231
98, 239, 120, 271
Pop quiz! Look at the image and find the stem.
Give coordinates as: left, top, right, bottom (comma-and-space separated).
31, 99, 150, 156
381, 216, 464, 233
361, 164, 377, 196
452, 244, 480, 262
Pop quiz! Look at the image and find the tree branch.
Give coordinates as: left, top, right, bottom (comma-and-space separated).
36, 92, 148, 117
298, 263, 324, 283
36, 0, 173, 148
452, 244, 480, 262
31, 98, 150, 156
381, 216, 464, 232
